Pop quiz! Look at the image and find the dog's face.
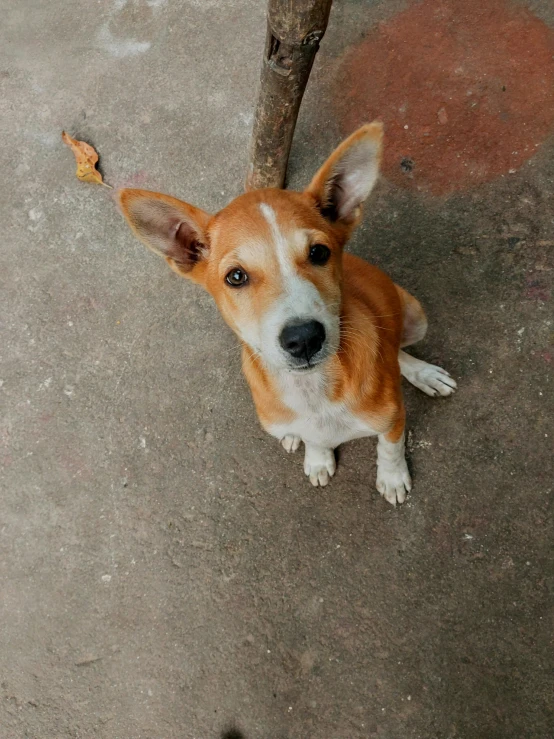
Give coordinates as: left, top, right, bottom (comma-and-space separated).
200, 189, 345, 371
119, 123, 382, 372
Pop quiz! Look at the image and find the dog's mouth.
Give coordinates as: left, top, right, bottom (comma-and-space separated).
285, 351, 331, 373
287, 361, 320, 373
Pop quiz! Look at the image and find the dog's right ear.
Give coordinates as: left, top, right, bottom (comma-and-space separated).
118, 189, 212, 284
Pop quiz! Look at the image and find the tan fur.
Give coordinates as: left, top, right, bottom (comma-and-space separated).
118, 123, 456, 504
241, 251, 408, 436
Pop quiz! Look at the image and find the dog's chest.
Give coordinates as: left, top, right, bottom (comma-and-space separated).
268, 371, 377, 448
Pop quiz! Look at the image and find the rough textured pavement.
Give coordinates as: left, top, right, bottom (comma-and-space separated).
1, 1, 553, 737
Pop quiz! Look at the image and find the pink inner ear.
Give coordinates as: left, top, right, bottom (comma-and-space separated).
333, 144, 380, 220
120, 189, 212, 270
166, 219, 204, 270
308, 126, 382, 223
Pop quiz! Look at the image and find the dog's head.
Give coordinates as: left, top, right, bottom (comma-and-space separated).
119, 123, 382, 372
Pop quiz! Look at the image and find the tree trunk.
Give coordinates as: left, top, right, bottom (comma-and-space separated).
245, 0, 333, 191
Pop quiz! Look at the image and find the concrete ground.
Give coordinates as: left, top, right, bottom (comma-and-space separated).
1, 0, 553, 737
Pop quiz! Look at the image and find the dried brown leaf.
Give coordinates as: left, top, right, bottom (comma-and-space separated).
62, 131, 112, 188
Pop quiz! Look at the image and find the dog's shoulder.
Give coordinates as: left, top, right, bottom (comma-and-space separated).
342, 253, 401, 311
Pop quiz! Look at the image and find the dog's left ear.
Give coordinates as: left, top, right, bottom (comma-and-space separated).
118, 189, 212, 283
306, 122, 383, 227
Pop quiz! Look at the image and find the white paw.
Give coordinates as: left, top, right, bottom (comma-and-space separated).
410, 364, 457, 398
281, 434, 301, 453
304, 447, 336, 487
376, 460, 412, 506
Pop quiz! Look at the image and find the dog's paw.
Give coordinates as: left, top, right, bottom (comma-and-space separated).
281, 434, 301, 453
376, 460, 412, 506
409, 363, 457, 398
304, 446, 336, 487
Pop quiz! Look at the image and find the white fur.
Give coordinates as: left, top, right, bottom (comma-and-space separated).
399, 350, 457, 397
376, 432, 411, 506
304, 444, 336, 487
269, 350, 456, 497
259, 203, 294, 279
281, 434, 301, 453
247, 205, 455, 501
268, 368, 377, 487
256, 204, 340, 371
335, 139, 381, 219
268, 368, 379, 449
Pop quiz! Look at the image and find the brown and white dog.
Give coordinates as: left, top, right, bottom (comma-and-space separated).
118, 123, 456, 505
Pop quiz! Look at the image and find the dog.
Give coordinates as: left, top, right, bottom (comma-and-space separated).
118, 122, 456, 505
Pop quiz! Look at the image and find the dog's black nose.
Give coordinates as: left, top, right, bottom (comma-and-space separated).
279, 320, 326, 361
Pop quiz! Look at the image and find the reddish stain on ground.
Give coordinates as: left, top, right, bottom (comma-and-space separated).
336, 0, 554, 195
525, 275, 551, 302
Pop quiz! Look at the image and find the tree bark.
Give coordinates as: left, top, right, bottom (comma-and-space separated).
245, 0, 333, 191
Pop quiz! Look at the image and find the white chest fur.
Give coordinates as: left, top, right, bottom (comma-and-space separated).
267, 369, 377, 449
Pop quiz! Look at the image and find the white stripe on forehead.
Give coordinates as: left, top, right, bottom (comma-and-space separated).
259, 203, 295, 277
259, 202, 325, 321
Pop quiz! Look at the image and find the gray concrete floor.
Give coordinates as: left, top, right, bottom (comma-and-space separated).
1, 1, 553, 737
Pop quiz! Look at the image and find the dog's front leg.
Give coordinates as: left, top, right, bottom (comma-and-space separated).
304, 443, 336, 488
376, 417, 412, 506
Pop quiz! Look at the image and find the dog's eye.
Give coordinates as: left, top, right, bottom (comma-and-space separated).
309, 244, 331, 266
225, 268, 248, 287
